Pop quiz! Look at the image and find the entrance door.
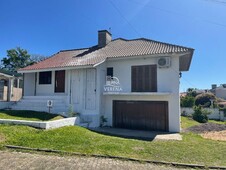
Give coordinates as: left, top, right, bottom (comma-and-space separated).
85, 69, 96, 110
55, 70, 65, 93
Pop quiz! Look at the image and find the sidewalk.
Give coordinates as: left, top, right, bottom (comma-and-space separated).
0, 151, 186, 170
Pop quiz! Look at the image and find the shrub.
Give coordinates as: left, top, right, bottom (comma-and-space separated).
195, 93, 216, 107
192, 106, 211, 123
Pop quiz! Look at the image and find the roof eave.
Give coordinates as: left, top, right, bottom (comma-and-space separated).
179, 49, 194, 71
18, 65, 94, 73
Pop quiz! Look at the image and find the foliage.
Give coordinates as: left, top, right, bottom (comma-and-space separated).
0, 110, 63, 121
31, 54, 48, 62
1, 47, 34, 72
186, 88, 198, 97
68, 105, 75, 117
192, 106, 211, 123
180, 95, 195, 107
195, 93, 216, 107
100, 115, 108, 127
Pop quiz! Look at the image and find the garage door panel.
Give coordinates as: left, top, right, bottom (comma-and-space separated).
113, 101, 168, 131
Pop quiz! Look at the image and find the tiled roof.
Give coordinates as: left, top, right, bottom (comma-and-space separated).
0, 69, 22, 77
19, 38, 194, 71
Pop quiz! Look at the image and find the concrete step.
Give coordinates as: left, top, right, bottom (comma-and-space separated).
11, 95, 69, 114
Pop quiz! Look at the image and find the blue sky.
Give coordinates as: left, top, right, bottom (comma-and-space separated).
0, 0, 225, 91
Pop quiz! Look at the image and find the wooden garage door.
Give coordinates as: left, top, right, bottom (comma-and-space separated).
113, 101, 168, 131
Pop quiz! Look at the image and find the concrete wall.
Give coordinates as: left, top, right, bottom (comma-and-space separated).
181, 107, 226, 121
0, 101, 14, 109
0, 117, 80, 129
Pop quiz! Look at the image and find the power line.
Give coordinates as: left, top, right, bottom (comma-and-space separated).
203, 0, 226, 5
108, 0, 142, 37
127, 0, 226, 29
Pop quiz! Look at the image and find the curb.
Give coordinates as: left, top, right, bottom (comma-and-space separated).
5, 145, 226, 169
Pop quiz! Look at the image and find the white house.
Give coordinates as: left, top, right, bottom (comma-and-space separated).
16, 30, 194, 132
210, 84, 226, 100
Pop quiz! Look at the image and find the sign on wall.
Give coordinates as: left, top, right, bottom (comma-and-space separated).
104, 76, 122, 93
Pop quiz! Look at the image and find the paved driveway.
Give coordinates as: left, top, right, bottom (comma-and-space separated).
0, 151, 188, 170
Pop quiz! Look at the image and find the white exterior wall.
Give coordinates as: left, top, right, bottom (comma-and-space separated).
36, 71, 69, 96
102, 55, 180, 132
24, 73, 35, 96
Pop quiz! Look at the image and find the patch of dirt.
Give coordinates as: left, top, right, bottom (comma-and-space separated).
0, 133, 6, 143
185, 123, 226, 133
202, 130, 226, 141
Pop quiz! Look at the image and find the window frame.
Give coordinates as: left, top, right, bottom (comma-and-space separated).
131, 64, 157, 92
39, 71, 52, 85
107, 67, 113, 77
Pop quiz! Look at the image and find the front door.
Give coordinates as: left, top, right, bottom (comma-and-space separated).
85, 69, 96, 110
72, 70, 80, 104
55, 70, 65, 93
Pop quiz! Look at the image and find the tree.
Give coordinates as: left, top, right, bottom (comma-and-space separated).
1, 47, 35, 72
181, 95, 195, 107
195, 93, 216, 107
186, 88, 197, 97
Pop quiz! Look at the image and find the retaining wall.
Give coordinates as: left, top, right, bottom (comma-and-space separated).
0, 117, 80, 129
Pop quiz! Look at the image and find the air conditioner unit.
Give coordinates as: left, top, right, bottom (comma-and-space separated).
157, 57, 171, 68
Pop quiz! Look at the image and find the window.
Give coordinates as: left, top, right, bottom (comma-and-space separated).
107, 67, 113, 77
39, 71, 52, 84
131, 65, 157, 92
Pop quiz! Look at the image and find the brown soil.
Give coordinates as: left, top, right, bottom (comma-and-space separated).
202, 130, 226, 141
0, 133, 6, 143
185, 123, 226, 133
185, 122, 226, 141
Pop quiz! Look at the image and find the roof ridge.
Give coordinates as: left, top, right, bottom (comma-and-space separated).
112, 37, 194, 50
60, 47, 90, 52
144, 38, 194, 50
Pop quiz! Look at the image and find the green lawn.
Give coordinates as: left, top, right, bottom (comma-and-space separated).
209, 119, 226, 125
181, 116, 200, 129
0, 116, 225, 167
0, 110, 64, 121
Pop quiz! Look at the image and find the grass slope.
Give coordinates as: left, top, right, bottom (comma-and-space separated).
0, 118, 226, 166
0, 110, 63, 121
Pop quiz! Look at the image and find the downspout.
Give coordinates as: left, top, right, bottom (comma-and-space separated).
22, 74, 24, 97
34, 73, 37, 96
69, 70, 72, 104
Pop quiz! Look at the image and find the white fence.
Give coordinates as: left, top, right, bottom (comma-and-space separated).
181, 107, 226, 121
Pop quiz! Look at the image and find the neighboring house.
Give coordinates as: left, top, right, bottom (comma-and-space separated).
0, 69, 22, 101
16, 30, 194, 132
210, 84, 226, 100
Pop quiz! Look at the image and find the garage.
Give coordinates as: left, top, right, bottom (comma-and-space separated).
113, 101, 169, 131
